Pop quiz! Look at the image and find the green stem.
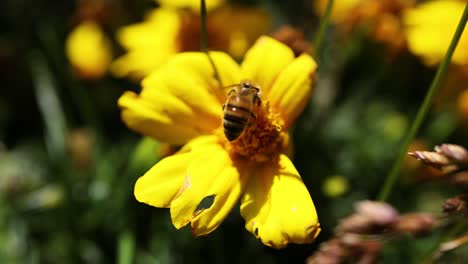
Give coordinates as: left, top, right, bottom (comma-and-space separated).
29, 50, 68, 163
29, 49, 79, 260
314, 0, 334, 57
378, 3, 468, 202
200, 0, 208, 52
117, 230, 135, 264
200, 0, 223, 87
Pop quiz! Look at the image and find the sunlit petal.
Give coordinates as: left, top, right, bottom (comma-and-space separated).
134, 151, 192, 208
268, 54, 317, 128
119, 91, 201, 145
134, 135, 222, 208
240, 154, 320, 249
170, 142, 251, 235
241, 36, 295, 94
118, 51, 242, 144
163, 52, 242, 104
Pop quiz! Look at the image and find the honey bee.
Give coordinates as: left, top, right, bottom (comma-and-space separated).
222, 80, 262, 141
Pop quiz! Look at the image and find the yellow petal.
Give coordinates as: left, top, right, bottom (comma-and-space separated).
241, 36, 295, 94
164, 52, 242, 103
170, 142, 251, 236
119, 91, 203, 145
111, 8, 180, 79
240, 154, 320, 249
134, 135, 219, 207
142, 63, 222, 124
404, 0, 468, 66
178, 134, 220, 153
268, 54, 317, 128
314, 0, 361, 23
134, 151, 192, 208
111, 48, 176, 79
209, 6, 272, 59
118, 51, 241, 144
156, 0, 224, 12
117, 9, 180, 50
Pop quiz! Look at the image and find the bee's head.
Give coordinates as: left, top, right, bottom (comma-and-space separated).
240, 80, 260, 93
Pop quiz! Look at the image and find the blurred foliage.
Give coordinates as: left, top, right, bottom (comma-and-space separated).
0, 0, 467, 263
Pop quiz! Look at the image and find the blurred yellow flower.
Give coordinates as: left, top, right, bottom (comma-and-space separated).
314, 0, 362, 23
457, 89, 468, 121
110, 9, 179, 79
322, 175, 349, 198
404, 0, 468, 66
111, 5, 270, 80
118, 36, 320, 249
156, 0, 224, 12
314, 0, 414, 54
65, 21, 112, 79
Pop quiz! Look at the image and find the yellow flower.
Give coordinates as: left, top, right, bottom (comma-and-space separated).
314, 0, 362, 23
65, 21, 112, 79
110, 9, 180, 79
314, 0, 413, 54
322, 175, 349, 198
457, 89, 468, 121
111, 5, 270, 79
156, 0, 224, 12
404, 0, 468, 66
118, 36, 320, 248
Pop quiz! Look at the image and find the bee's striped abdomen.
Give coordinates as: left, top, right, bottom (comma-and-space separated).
222, 82, 260, 142
223, 103, 250, 141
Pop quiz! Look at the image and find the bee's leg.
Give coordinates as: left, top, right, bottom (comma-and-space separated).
255, 95, 262, 106
247, 112, 257, 127
222, 103, 226, 110
223, 85, 239, 94
227, 89, 236, 96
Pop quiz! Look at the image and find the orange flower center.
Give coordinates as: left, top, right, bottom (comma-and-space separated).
221, 102, 289, 163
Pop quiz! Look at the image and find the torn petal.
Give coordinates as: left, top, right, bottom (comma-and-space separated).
170, 144, 251, 236
134, 135, 219, 208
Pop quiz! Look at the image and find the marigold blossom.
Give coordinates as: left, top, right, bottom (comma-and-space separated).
156, 0, 224, 12
314, 0, 362, 24
315, 0, 414, 54
118, 36, 321, 248
404, 0, 468, 66
111, 4, 270, 79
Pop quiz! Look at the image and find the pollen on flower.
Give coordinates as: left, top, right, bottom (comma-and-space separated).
223, 102, 289, 163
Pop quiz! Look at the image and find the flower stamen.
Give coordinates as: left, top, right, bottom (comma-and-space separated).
224, 102, 289, 163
